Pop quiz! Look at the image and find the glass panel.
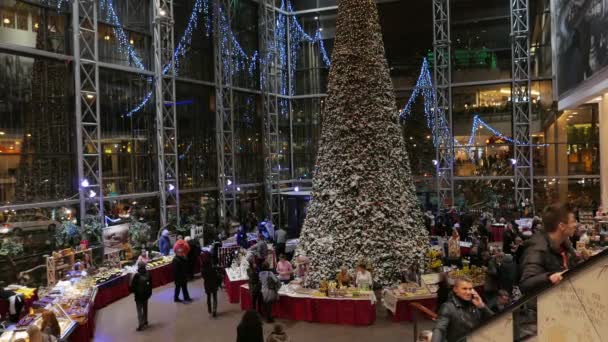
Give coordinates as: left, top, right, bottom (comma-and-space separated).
292, 98, 321, 180
99, 70, 157, 195
0, 2, 70, 54
234, 92, 263, 184
293, 12, 334, 95
231, 0, 259, 89
173, 0, 214, 82
176, 82, 216, 189
0, 52, 75, 205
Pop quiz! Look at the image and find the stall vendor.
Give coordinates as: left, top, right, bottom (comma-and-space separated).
402, 263, 421, 286
355, 263, 373, 290
294, 255, 309, 282
336, 266, 352, 288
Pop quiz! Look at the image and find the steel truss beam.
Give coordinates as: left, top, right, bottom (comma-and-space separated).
260, 0, 282, 227
432, 0, 454, 210
214, 0, 237, 224
154, 0, 180, 227
73, 0, 103, 224
511, 0, 534, 211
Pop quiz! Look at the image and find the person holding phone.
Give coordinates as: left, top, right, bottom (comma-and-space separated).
432, 277, 493, 342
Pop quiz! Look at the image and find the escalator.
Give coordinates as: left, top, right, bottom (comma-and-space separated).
464, 248, 608, 342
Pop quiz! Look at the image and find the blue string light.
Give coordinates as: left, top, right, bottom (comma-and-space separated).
401, 59, 546, 160
179, 142, 193, 160
121, 0, 205, 116
101, 0, 146, 70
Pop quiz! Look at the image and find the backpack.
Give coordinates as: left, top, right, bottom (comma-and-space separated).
260, 271, 280, 302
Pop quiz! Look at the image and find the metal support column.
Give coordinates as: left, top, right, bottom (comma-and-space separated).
511, 0, 534, 211
73, 0, 103, 224
154, 0, 180, 227
213, 0, 237, 224
260, 0, 281, 226
432, 0, 454, 209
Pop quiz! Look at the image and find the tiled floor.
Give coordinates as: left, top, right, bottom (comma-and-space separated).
93, 278, 433, 342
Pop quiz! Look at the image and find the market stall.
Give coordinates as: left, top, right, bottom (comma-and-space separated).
240, 284, 376, 326
224, 268, 248, 304
382, 274, 438, 322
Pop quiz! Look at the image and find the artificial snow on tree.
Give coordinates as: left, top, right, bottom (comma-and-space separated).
296, 0, 428, 288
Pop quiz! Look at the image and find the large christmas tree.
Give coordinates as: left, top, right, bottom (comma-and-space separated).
297, 0, 428, 288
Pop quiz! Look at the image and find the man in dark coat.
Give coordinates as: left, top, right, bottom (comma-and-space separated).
519, 203, 582, 295
185, 236, 201, 280
130, 262, 152, 331
172, 248, 192, 303
201, 256, 220, 317
432, 277, 494, 342
498, 254, 518, 294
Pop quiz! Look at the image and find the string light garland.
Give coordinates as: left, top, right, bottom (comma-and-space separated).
400, 58, 544, 157
100, 0, 146, 70
119, 0, 206, 116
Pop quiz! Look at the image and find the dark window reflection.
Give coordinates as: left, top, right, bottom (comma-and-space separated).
176, 82, 216, 189
99, 69, 157, 195
234, 92, 263, 184
0, 2, 69, 54
292, 98, 321, 179
0, 52, 75, 204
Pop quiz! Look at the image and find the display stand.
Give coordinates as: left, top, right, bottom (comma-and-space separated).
46, 248, 93, 286
103, 248, 122, 269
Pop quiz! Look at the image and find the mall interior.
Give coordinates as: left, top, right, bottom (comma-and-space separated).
0, 0, 607, 341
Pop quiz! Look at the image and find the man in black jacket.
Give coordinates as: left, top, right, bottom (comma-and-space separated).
173, 248, 192, 303
432, 277, 493, 342
519, 203, 582, 295
130, 262, 152, 331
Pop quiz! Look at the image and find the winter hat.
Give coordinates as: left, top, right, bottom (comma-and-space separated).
162, 229, 169, 237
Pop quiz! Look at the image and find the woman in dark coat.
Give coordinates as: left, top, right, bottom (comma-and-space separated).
247, 258, 262, 313
236, 310, 264, 342
201, 256, 220, 317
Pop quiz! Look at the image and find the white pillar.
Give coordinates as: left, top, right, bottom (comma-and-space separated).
600, 94, 608, 212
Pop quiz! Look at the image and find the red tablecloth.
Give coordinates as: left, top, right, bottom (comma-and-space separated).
240, 285, 375, 326
492, 225, 505, 242
224, 272, 248, 304
93, 275, 131, 310
0, 291, 38, 321
389, 298, 437, 322
150, 263, 174, 288
69, 300, 96, 342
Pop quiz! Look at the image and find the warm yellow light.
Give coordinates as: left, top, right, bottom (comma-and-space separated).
86, 94, 94, 99
34, 23, 39, 29
26, 133, 32, 137
104, 35, 110, 41
129, 39, 134, 45
3, 18, 10, 25
0, 132, 4, 135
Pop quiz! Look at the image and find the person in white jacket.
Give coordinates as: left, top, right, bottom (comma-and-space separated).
355, 263, 373, 290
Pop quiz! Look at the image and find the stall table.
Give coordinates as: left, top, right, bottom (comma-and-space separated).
149, 262, 174, 288
240, 284, 376, 326
224, 268, 248, 304
93, 275, 130, 310
491, 223, 506, 242
382, 289, 437, 322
